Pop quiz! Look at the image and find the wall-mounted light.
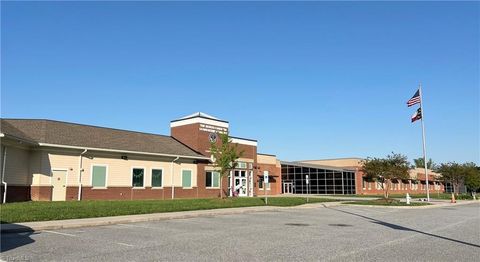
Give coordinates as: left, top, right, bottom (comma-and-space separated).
121, 155, 128, 160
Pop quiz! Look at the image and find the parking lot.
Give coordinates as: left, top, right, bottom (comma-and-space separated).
2, 203, 479, 261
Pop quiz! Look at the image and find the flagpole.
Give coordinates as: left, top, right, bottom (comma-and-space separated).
419, 83, 430, 202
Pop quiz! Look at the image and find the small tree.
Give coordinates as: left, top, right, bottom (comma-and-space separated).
361, 153, 410, 199
210, 132, 243, 198
437, 162, 464, 196
464, 163, 480, 198
413, 158, 436, 170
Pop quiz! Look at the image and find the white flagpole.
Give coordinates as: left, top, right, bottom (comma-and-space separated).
418, 83, 430, 202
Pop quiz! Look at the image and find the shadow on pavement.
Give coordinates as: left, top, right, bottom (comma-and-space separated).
1, 223, 36, 252
328, 207, 480, 249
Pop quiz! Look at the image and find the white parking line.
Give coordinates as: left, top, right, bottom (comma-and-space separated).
43, 230, 77, 237
116, 242, 134, 247
117, 223, 153, 229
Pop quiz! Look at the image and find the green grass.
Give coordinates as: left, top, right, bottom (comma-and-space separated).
342, 199, 431, 206
0, 197, 337, 223
323, 193, 475, 200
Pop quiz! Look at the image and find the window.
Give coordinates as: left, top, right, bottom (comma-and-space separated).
151, 169, 163, 187
248, 163, 253, 169
206, 171, 220, 188
92, 165, 107, 188
182, 170, 192, 188
258, 178, 270, 190
132, 168, 144, 187
237, 162, 247, 169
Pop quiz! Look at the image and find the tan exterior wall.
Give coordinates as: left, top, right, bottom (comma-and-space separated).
257, 154, 277, 165
300, 158, 362, 169
3, 146, 31, 185
45, 151, 197, 188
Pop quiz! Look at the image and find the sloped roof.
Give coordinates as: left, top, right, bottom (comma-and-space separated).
0, 119, 207, 159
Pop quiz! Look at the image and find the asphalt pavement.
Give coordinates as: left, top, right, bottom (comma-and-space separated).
1, 203, 479, 261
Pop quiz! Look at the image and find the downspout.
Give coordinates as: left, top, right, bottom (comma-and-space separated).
2, 146, 7, 204
171, 156, 180, 199
77, 149, 88, 201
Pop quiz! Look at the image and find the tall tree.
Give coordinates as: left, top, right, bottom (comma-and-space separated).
210, 132, 243, 199
464, 163, 480, 198
361, 153, 410, 199
413, 158, 436, 169
437, 162, 465, 195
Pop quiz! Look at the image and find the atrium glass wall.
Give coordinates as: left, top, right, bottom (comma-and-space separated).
281, 163, 356, 194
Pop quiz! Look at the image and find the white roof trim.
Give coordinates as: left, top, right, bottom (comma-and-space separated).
170, 117, 229, 128
230, 137, 257, 146
179, 112, 220, 120
38, 142, 210, 160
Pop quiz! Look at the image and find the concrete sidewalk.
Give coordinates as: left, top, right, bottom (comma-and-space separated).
2, 200, 477, 233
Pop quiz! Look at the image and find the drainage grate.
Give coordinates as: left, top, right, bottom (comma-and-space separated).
285, 223, 310, 227
328, 224, 353, 227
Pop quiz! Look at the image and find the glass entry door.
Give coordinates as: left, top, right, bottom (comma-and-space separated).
283, 182, 293, 194
234, 170, 248, 196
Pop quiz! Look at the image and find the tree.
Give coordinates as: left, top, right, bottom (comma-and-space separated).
361, 153, 410, 199
413, 158, 436, 170
437, 162, 464, 196
464, 163, 480, 198
210, 132, 243, 199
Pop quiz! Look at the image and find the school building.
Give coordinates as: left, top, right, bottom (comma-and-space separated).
0, 113, 443, 202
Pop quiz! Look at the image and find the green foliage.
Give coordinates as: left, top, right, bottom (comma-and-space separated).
209, 132, 244, 198
437, 162, 478, 195
0, 197, 338, 223
413, 158, 436, 169
464, 164, 480, 192
361, 152, 410, 199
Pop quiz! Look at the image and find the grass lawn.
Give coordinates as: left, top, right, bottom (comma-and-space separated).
323, 193, 475, 200
0, 197, 337, 224
342, 199, 431, 206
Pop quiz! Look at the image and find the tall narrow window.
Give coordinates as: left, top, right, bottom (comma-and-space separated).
206, 171, 220, 188
132, 168, 144, 187
152, 169, 163, 187
182, 170, 192, 188
92, 165, 107, 188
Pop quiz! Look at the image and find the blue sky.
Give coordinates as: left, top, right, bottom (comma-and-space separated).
1, 1, 479, 164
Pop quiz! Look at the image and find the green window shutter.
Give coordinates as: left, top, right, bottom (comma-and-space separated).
152, 169, 163, 187
132, 168, 144, 187
205, 172, 212, 187
182, 170, 192, 188
212, 172, 220, 188
92, 166, 106, 187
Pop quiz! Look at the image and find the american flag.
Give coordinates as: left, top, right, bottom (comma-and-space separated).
407, 89, 421, 107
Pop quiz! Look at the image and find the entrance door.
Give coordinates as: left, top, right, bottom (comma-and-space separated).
234, 170, 248, 196
52, 169, 67, 201
283, 182, 293, 194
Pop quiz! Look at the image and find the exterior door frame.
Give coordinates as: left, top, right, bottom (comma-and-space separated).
51, 168, 68, 201
283, 182, 293, 194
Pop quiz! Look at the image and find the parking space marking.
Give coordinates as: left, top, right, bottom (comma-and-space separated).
116, 242, 134, 247
43, 230, 77, 237
117, 223, 155, 229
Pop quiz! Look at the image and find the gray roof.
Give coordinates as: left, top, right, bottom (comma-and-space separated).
1, 119, 207, 159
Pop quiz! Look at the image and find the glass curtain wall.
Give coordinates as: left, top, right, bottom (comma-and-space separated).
281, 163, 356, 194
